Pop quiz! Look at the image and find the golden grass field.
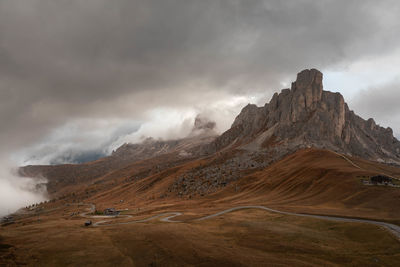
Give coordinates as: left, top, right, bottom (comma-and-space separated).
1, 207, 400, 266
2, 149, 400, 266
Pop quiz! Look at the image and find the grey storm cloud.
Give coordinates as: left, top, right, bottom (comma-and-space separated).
1, 0, 400, 160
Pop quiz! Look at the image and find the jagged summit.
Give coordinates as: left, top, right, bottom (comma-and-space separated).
291, 68, 323, 107
211, 69, 400, 164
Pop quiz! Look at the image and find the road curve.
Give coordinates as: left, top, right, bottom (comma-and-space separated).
92, 212, 182, 226
81, 204, 400, 241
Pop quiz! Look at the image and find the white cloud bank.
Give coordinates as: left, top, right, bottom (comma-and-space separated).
0, 160, 47, 217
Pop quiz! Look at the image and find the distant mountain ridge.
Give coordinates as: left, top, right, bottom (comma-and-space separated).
209, 69, 400, 164
112, 115, 217, 160
19, 115, 218, 193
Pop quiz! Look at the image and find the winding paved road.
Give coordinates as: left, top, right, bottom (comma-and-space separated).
78, 204, 400, 240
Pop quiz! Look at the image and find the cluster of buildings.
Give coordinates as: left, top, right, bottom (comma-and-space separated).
362, 175, 396, 186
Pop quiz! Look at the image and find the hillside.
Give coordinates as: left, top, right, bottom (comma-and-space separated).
4, 148, 400, 265
67, 148, 400, 222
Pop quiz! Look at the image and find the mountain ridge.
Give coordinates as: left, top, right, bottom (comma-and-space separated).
208, 68, 400, 164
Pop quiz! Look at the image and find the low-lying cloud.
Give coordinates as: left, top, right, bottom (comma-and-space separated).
17, 119, 141, 165
18, 93, 256, 165
0, 160, 47, 217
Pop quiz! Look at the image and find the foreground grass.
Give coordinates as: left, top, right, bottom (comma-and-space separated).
1, 208, 400, 266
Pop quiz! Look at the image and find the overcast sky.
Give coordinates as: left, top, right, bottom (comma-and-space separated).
1, 0, 400, 166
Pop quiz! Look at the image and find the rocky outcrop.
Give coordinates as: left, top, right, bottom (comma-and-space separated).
209, 69, 400, 164
112, 116, 217, 161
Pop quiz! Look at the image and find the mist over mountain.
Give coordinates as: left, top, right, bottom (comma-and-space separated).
0, 160, 47, 217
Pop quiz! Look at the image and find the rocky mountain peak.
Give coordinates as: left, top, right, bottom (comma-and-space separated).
291, 68, 323, 109
211, 68, 400, 164
293, 69, 323, 92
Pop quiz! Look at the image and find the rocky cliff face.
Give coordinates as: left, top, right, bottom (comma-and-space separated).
211, 69, 400, 164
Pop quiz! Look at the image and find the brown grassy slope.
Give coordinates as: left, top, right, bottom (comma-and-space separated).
20, 151, 199, 202
19, 149, 200, 197
2, 208, 400, 266
206, 149, 400, 221
3, 149, 400, 266
69, 148, 400, 222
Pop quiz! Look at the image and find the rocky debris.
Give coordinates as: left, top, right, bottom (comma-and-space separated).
168, 152, 271, 197
208, 68, 400, 164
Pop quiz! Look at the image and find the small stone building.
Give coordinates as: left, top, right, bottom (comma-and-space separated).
370, 175, 392, 185
104, 208, 119, 216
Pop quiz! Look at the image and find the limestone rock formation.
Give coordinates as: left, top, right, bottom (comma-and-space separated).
210, 69, 400, 164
